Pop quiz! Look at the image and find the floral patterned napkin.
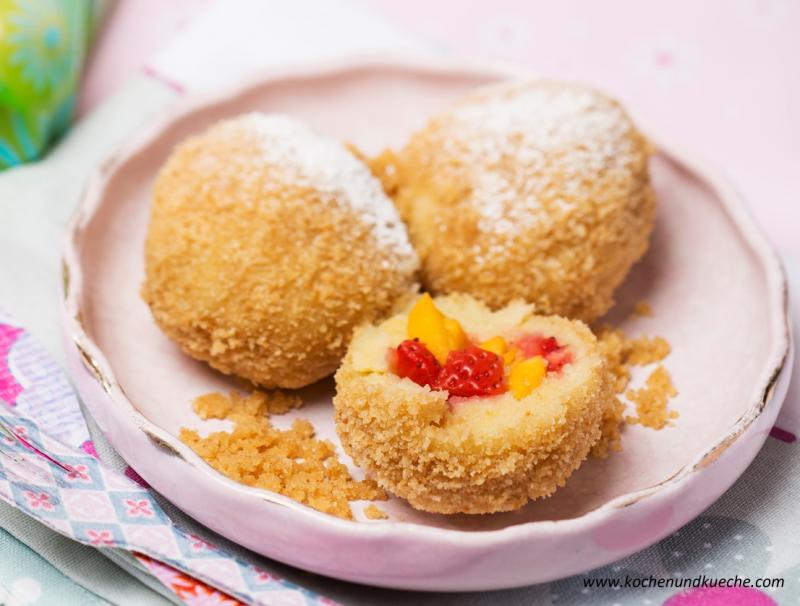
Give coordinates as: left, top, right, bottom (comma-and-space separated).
0, 309, 334, 606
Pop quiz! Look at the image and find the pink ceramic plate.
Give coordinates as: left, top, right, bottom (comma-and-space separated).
61, 56, 791, 591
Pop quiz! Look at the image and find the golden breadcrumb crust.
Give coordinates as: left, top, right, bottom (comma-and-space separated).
180, 390, 385, 519
142, 116, 418, 388
370, 80, 656, 322
333, 294, 615, 514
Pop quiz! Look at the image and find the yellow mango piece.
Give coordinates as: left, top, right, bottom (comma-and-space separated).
407, 293, 469, 364
480, 336, 507, 356
443, 318, 469, 351
510, 356, 547, 400
407, 293, 444, 343
481, 337, 516, 365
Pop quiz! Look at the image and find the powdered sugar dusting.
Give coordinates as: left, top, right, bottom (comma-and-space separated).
236, 113, 416, 265
439, 81, 636, 238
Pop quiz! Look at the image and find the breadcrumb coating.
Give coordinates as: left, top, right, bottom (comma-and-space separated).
590, 397, 626, 459
334, 294, 616, 514
142, 114, 418, 388
179, 390, 386, 519
595, 326, 634, 394
370, 80, 655, 322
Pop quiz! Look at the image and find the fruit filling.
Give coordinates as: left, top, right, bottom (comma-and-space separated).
388, 295, 574, 401
514, 334, 573, 374
437, 346, 506, 397
406, 293, 468, 363
390, 339, 441, 388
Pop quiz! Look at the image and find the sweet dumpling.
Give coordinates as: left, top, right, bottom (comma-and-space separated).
371, 79, 655, 322
333, 293, 614, 514
142, 113, 419, 389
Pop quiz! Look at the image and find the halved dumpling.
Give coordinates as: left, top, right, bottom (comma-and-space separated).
333, 293, 615, 514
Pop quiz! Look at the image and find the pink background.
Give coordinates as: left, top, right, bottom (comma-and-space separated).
79, 0, 800, 253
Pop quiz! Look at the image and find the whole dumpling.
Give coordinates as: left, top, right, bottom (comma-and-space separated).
371, 79, 655, 322
142, 113, 419, 388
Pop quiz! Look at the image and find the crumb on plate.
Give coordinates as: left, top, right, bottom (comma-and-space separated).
634, 300, 653, 317
625, 365, 679, 430
624, 336, 671, 366
179, 390, 386, 520
591, 324, 676, 456
363, 504, 389, 520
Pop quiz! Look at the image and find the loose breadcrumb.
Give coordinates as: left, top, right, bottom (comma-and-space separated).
596, 326, 671, 369
259, 390, 304, 415
625, 365, 679, 429
363, 504, 389, 520
179, 391, 386, 520
591, 324, 676, 455
624, 336, 671, 366
633, 300, 653, 317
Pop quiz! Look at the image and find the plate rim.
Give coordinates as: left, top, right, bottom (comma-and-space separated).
61, 53, 792, 546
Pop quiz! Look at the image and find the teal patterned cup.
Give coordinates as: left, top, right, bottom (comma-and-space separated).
0, 0, 102, 169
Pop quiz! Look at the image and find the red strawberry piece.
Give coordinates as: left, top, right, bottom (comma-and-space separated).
516, 334, 572, 373
436, 346, 507, 398
545, 347, 572, 374
516, 334, 558, 358
391, 339, 441, 388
